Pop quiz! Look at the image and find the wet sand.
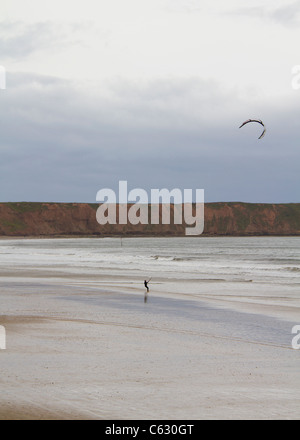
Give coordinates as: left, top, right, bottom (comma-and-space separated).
0, 276, 299, 420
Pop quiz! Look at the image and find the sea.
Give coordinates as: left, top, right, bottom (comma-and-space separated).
0, 236, 299, 277
0, 235, 299, 300
0, 236, 299, 347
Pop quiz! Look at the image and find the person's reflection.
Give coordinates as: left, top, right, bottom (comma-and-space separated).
144, 291, 148, 303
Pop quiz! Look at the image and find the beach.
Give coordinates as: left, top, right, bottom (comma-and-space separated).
0, 237, 299, 419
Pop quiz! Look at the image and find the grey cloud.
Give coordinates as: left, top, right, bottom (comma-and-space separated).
225, 1, 300, 27
271, 1, 300, 26
163, 0, 202, 13
0, 20, 90, 60
0, 71, 299, 203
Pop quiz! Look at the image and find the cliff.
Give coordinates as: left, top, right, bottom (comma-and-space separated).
0, 202, 300, 237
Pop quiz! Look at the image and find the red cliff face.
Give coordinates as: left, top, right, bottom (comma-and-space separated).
203, 203, 300, 235
0, 202, 299, 236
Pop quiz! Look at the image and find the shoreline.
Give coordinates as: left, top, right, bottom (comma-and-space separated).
0, 267, 299, 323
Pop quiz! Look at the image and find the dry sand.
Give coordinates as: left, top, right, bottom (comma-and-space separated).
0, 275, 299, 420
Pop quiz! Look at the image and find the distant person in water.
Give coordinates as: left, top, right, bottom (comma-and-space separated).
144, 279, 150, 293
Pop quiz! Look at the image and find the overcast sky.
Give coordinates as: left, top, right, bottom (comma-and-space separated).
0, 0, 300, 203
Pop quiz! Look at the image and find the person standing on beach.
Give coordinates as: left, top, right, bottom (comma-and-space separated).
144, 278, 150, 292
